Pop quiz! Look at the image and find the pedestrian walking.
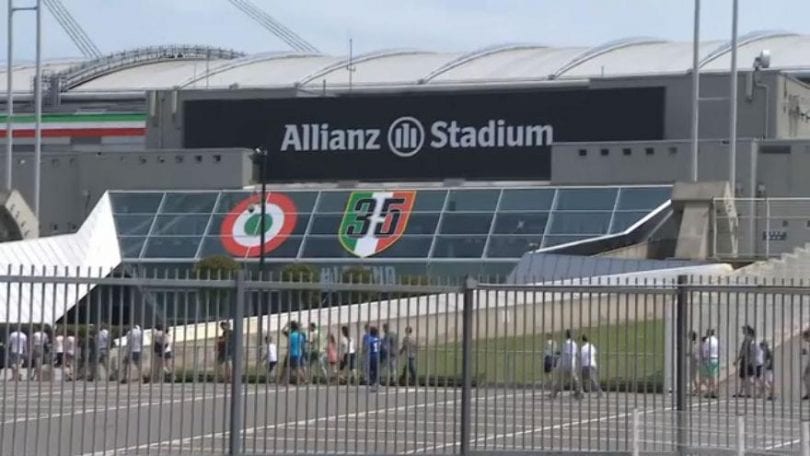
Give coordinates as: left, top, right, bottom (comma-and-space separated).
339, 326, 357, 383
367, 326, 381, 391
7, 328, 27, 381
580, 335, 603, 397
701, 329, 720, 399
549, 330, 582, 399
801, 329, 810, 400
163, 329, 174, 381
733, 325, 756, 398
96, 324, 111, 381
326, 333, 339, 380
53, 328, 65, 369
399, 326, 418, 386
282, 321, 306, 384
307, 322, 328, 383
152, 324, 167, 382
216, 322, 233, 383
760, 340, 775, 400
64, 330, 76, 381
360, 323, 371, 383
381, 323, 398, 386
123, 324, 143, 384
30, 326, 48, 381
264, 335, 278, 380
688, 331, 701, 396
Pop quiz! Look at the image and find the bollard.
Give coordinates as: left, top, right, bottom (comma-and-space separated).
736, 415, 745, 456
802, 421, 810, 456
632, 409, 640, 456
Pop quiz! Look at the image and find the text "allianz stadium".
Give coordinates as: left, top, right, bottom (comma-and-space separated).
279, 120, 554, 154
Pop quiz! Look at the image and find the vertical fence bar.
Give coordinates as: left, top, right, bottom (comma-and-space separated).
229, 270, 245, 456
460, 276, 475, 456
676, 275, 688, 455
801, 420, 810, 456
735, 415, 745, 456
632, 408, 640, 456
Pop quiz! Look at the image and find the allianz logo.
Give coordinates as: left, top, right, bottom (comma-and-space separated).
280, 117, 554, 157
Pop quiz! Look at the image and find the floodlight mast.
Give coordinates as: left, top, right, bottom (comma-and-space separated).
43, 0, 101, 59
227, 0, 319, 53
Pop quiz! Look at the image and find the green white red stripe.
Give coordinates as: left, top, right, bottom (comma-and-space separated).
0, 112, 146, 138
339, 191, 416, 258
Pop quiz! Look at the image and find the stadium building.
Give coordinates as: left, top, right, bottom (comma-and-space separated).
2, 32, 810, 312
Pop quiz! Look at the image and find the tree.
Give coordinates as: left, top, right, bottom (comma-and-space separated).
193, 255, 241, 278
279, 263, 321, 310
193, 255, 241, 318
341, 265, 377, 303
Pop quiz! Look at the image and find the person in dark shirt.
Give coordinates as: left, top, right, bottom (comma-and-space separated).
367, 326, 381, 391
760, 340, 775, 400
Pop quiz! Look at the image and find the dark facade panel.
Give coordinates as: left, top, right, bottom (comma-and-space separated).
183, 88, 665, 181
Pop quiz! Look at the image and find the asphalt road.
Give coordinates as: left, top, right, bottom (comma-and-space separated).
0, 376, 806, 456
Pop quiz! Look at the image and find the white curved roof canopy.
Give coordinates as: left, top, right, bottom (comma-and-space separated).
3, 31, 810, 95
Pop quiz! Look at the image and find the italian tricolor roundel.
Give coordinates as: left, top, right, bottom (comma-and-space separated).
339, 191, 416, 258
220, 193, 298, 257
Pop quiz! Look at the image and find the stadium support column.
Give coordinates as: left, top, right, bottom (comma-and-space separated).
690, 0, 700, 182
728, 0, 739, 196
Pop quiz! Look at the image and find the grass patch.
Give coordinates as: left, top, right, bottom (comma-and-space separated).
416, 319, 665, 392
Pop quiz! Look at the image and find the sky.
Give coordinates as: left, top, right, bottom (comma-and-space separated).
2, 0, 810, 61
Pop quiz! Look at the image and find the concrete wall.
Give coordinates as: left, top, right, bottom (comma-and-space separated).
0, 148, 252, 237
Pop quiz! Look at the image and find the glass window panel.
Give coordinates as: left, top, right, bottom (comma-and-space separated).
143, 236, 203, 258
440, 213, 494, 234
118, 236, 146, 259
555, 188, 618, 210
110, 193, 163, 214
412, 191, 447, 212
302, 236, 354, 258
446, 190, 499, 212
432, 236, 487, 258
549, 212, 611, 234
199, 235, 302, 259
215, 191, 319, 215
617, 187, 672, 210
486, 235, 542, 258
610, 211, 651, 233
499, 189, 555, 211
161, 193, 218, 214
542, 235, 594, 248
113, 214, 154, 236
316, 191, 354, 213
404, 213, 440, 235
367, 236, 433, 258
308, 214, 344, 235
153, 214, 212, 235
208, 213, 311, 236
492, 212, 548, 235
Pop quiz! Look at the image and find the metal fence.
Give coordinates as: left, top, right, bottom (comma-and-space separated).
1, 269, 810, 455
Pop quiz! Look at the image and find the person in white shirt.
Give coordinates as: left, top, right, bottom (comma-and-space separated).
550, 330, 583, 399
64, 331, 76, 381
701, 329, 720, 399
96, 325, 111, 381
124, 324, 144, 383
580, 335, 604, 397
162, 329, 174, 381
265, 335, 278, 380
53, 328, 65, 368
30, 328, 49, 381
339, 325, 357, 383
8, 329, 28, 381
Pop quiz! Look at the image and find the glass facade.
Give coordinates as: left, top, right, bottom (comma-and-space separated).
112, 185, 671, 268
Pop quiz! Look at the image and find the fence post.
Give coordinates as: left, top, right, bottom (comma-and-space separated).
802, 420, 810, 456
460, 276, 477, 456
632, 408, 640, 456
229, 270, 246, 456
735, 415, 745, 456
675, 275, 688, 456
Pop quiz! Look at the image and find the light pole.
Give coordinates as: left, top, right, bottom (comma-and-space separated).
5, 0, 43, 214
689, 0, 701, 182
253, 147, 268, 365
728, 0, 740, 195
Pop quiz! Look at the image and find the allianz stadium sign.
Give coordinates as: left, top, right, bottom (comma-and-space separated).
183, 87, 664, 181
279, 118, 554, 157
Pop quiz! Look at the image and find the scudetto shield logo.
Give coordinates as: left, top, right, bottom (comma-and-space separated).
339, 191, 416, 258
220, 193, 298, 257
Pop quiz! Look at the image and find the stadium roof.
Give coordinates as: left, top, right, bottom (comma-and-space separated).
3, 31, 810, 95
